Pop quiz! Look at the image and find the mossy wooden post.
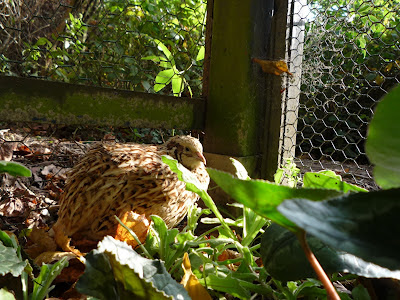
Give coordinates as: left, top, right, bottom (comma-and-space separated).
203, 0, 289, 180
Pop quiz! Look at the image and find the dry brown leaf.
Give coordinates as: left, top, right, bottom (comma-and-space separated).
34, 251, 77, 266
253, 58, 293, 76
0, 141, 18, 161
181, 252, 212, 300
114, 211, 151, 248
25, 227, 57, 258
50, 224, 84, 257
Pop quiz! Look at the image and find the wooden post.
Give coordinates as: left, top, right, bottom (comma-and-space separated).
204, 0, 289, 180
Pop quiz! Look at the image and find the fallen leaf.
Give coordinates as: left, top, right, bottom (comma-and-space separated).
253, 58, 293, 76
0, 141, 18, 161
25, 227, 57, 258
181, 253, 212, 300
114, 211, 151, 248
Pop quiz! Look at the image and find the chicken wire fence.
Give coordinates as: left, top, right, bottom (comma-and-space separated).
0, 0, 206, 230
0, 0, 206, 96
281, 0, 400, 190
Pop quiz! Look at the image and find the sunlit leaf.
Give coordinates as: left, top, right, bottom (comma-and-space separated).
208, 168, 341, 231
366, 84, 400, 188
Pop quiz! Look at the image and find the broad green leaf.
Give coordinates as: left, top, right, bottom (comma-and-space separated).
278, 188, 400, 270
77, 236, 190, 300
0, 241, 27, 277
154, 69, 174, 92
208, 168, 341, 231
261, 224, 400, 281
196, 46, 205, 61
31, 257, 69, 300
0, 289, 15, 300
0, 161, 31, 177
171, 74, 183, 96
303, 171, 367, 192
366, 84, 400, 189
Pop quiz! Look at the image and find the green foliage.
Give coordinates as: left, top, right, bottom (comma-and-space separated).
0, 161, 31, 177
366, 84, 400, 189
76, 236, 191, 300
0, 229, 68, 300
4, 1, 206, 97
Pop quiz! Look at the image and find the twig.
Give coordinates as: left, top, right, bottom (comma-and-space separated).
297, 230, 340, 300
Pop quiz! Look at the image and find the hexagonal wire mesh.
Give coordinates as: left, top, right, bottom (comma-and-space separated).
281, 0, 399, 190
0, 0, 206, 231
0, 0, 206, 97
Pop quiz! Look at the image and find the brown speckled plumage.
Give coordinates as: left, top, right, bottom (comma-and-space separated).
51, 136, 209, 252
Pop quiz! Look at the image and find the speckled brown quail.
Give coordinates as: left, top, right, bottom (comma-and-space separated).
51, 135, 209, 253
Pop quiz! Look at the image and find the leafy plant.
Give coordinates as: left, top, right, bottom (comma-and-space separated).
0, 230, 68, 300
208, 84, 400, 298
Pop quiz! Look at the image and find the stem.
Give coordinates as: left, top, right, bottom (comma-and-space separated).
297, 231, 340, 300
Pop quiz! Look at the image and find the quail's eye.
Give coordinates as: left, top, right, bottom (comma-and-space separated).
185, 147, 190, 152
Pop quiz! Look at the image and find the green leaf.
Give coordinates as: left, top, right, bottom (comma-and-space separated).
0, 241, 27, 277
0, 161, 31, 177
162, 155, 205, 193
154, 69, 175, 92
278, 188, 400, 270
171, 74, 183, 96
196, 46, 205, 61
207, 168, 341, 231
141, 56, 172, 69
261, 224, 400, 281
0, 289, 16, 300
36, 37, 49, 46
366, 84, 400, 189
303, 171, 367, 192
230, 158, 250, 180
154, 39, 175, 66
352, 284, 371, 300
31, 257, 69, 300
77, 236, 190, 300
203, 273, 251, 299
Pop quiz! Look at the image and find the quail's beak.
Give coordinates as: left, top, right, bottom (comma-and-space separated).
196, 152, 207, 165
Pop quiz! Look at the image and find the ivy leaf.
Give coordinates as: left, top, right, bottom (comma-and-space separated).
277, 188, 400, 270
366, 84, 400, 189
76, 236, 190, 300
207, 168, 341, 231
0, 161, 31, 177
261, 224, 400, 281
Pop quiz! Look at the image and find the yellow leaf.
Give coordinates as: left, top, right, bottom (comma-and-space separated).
180, 253, 212, 300
253, 58, 293, 76
114, 211, 151, 248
